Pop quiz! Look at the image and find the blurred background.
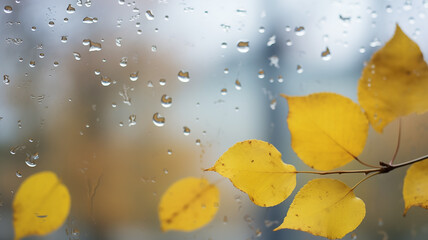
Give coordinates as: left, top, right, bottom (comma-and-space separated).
1, 0, 428, 239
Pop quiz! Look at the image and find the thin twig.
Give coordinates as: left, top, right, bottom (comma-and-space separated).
391, 154, 428, 168
354, 156, 379, 168
389, 119, 402, 165
351, 172, 381, 191
295, 168, 381, 175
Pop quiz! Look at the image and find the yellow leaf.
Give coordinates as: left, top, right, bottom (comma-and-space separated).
13, 171, 71, 240
206, 139, 296, 207
158, 177, 219, 232
403, 160, 428, 215
283, 93, 368, 171
274, 179, 365, 239
358, 24, 428, 132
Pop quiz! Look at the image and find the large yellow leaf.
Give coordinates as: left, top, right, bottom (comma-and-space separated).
275, 179, 365, 239
158, 177, 219, 232
283, 93, 368, 171
403, 160, 428, 215
206, 139, 296, 207
358, 25, 428, 132
13, 171, 71, 240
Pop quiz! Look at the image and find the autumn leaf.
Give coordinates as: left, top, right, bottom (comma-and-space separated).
274, 179, 365, 239
283, 93, 368, 171
13, 171, 71, 240
206, 139, 296, 207
358, 24, 428, 132
403, 160, 428, 215
158, 177, 219, 232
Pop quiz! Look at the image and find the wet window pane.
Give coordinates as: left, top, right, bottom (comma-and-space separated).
1, 0, 428, 239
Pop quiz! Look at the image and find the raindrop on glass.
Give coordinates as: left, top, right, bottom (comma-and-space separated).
73, 52, 81, 60
195, 139, 201, 146
159, 78, 166, 86
237, 41, 250, 53
152, 113, 165, 127
146, 10, 155, 20
29, 61, 36, 68
258, 26, 265, 33
82, 39, 91, 46
100, 76, 112, 86
221, 42, 228, 48
270, 99, 277, 110
220, 88, 227, 95
235, 79, 242, 90
119, 57, 128, 67
16, 171, 22, 178
296, 65, 303, 74
128, 114, 137, 126
61, 36, 68, 43
167, 149, 172, 155
130, 72, 139, 81
82, 17, 94, 24
116, 37, 122, 47
4, 5, 12, 13
89, 41, 102, 52
183, 126, 191, 136
3, 75, 10, 85
161, 94, 172, 108
31, 26, 37, 31
177, 70, 190, 82
48, 21, 55, 27
321, 47, 331, 61
258, 69, 265, 79
66, 4, 75, 14
294, 26, 305, 36
286, 39, 293, 46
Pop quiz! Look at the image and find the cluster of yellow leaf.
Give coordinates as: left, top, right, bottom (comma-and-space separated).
13, 171, 71, 240
158, 25, 428, 239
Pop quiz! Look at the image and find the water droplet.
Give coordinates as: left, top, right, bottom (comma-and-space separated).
137, 29, 142, 35
77, 0, 83, 6
161, 94, 172, 108
221, 42, 228, 48
48, 21, 55, 27
66, 4, 75, 14
31, 26, 37, 31
255, 229, 262, 237
73, 52, 81, 60
237, 41, 250, 53
267, 35, 276, 46
183, 126, 191, 136
3, 75, 10, 85
258, 69, 265, 79
369, 38, 381, 47
163, 168, 169, 174
100, 76, 112, 86
29, 61, 36, 68
82, 39, 91, 46
258, 26, 265, 33
220, 88, 227, 95
119, 122, 124, 127
195, 139, 201, 146
296, 65, 303, 74
4, 5, 12, 13
119, 57, 128, 67
403, 0, 412, 11
295, 26, 305, 36
321, 47, 331, 61
359, 47, 366, 53
82, 17, 94, 24
159, 78, 166, 86
116, 37, 122, 47
16, 171, 22, 178
129, 71, 139, 81
167, 149, 172, 155
152, 113, 165, 127
128, 114, 137, 126
147, 81, 154, 87
177, 70, 190, 82
118, 0, 125, 5
270, 99, 277, 110
385, 5, 393, 13
39, 53, 45, 59
61, 36, 68, 43
89, 41, 102, 51
25, 154, 38, 168
235, 79, 242, 90
146, 10, 155, 20
64, 18, 69, 23
223, 68, 229, 74
351, 232, 357, 240
286, 39, 293, 46
236, 8, 247, 16
84, 0, 92, 7
151, 45, 157, 52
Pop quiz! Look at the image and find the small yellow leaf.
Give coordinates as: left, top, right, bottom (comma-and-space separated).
283, 93, 368, 171
158, 177, 219, 232
13, 171, 71, 240
206, 139, 296, 207
403, 160, 428, 215
358, 24, 428, 132
275, 179, 365, 239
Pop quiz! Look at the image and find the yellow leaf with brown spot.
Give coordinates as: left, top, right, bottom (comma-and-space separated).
274, 179, 365, 239
403, 160, 428, 215
358, 24, 428, 132
13, 171, 71, 240
283, 93, 368, 171
206, 139, 296, 207
158, 177, 219, 232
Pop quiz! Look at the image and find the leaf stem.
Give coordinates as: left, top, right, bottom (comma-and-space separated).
389, 119, 402, 165
350, 172, 380, 191
295, 154, 428, 176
